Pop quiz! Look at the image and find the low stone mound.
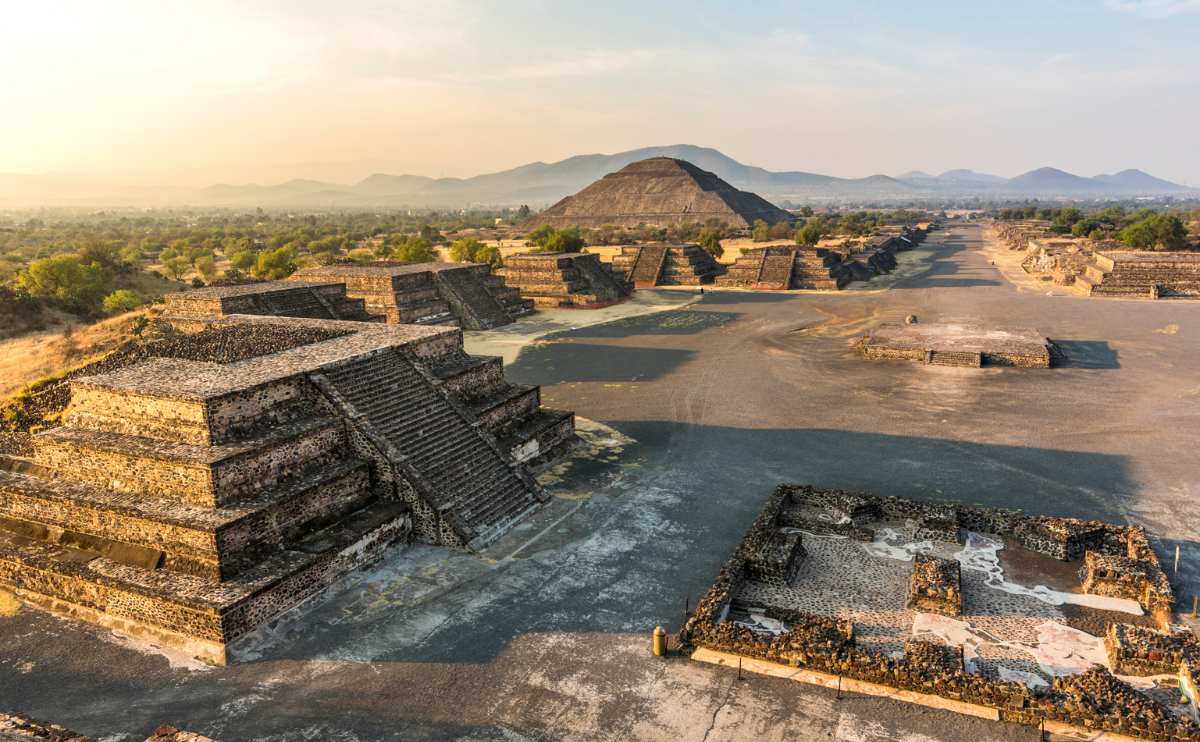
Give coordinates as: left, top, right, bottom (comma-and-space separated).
162, 281, 375, 329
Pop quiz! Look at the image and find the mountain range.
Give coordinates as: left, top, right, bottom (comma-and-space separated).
1, 145, 1195, 209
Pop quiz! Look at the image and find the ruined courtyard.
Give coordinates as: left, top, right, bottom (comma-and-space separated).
3, 224, 1200, 741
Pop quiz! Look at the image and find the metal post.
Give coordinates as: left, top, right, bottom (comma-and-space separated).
1175, 545, 1181, 576
837, 676, 842, 699
737, 657, 742, 680
1192, 595, 1197, 618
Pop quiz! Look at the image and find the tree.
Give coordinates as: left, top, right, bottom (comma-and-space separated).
799, 206, 814, 218
18, 255, 112, 314
795, 222, 823, 247
1119, 214, 1187, 250
78, 239, 122, 269
449, 237, 500, 265
529, 226, 584, 252
698, 227, 723, 259
228, 249, 258, 271
162, 256, 191, 281
193, 254, 218, 283
101, 289, 142, 315
253, 246, 298, 279
768, 220, 793, 240
392, 236, 437, 263
516, 204, 531, 220
751, 219, 770, 242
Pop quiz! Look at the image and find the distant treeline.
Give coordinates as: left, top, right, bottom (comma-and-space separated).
0, 208, 531, 329
990, 205, 1198, 250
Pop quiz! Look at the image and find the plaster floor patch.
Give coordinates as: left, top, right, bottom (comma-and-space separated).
953, 532, 1142, 615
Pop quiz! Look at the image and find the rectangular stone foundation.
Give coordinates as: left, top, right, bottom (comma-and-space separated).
857, 323, 1055, 368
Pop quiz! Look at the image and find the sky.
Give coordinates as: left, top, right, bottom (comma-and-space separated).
2, 0, 1199, 186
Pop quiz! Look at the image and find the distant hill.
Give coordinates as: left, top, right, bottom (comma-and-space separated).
2, 145, 1196, 208
1004, 167, 1108, 194
1091, 169, 1190, 194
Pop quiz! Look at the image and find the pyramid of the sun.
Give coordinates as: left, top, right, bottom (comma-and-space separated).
523, 157, 793, 229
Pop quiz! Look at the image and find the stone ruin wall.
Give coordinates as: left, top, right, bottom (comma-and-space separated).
64, 386, 211, 445
680, 485, 1195, 740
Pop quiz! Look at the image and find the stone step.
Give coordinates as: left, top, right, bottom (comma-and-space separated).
0, 458, 374, 581
32, 417, 348, 508
0, 498, 410, 664
471, 385, 540, 433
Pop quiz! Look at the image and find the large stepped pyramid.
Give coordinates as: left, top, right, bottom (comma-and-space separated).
1072, 250, 1200, 298
609, 244, 722, 287
0, 315, 575, 662
520, 157, 792, 229
501, 252, 631, 308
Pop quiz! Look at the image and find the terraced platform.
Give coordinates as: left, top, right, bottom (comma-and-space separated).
0, 316, 576, 662
1073, 250, 1200, 299
291, 262, 534, 329
610, 244, 722, 287
501, 252, 631, 308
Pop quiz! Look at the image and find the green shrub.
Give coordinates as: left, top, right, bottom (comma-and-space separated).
101, 289, 142, 315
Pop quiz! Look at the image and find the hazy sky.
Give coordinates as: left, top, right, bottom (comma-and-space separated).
3, 0, 1199, 186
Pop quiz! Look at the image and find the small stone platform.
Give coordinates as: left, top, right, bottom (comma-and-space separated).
608, 244, 722, 287
500, 252, 631, 308
856, 323, 1057, 368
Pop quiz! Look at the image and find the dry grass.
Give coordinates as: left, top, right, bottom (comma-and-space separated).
0, 307, 158, 398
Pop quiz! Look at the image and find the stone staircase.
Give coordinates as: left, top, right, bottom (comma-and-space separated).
318, 348, 544, 549
1072, 251, 1200, 298
659, 245, 722, 285
627, 244, 669, 287
715, 246, 851, 290
791, 248, 853, 289
481, 274, 536, 319
431, 350, 577, 465
434, 266, 514, 329
612, 244, 720, 287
